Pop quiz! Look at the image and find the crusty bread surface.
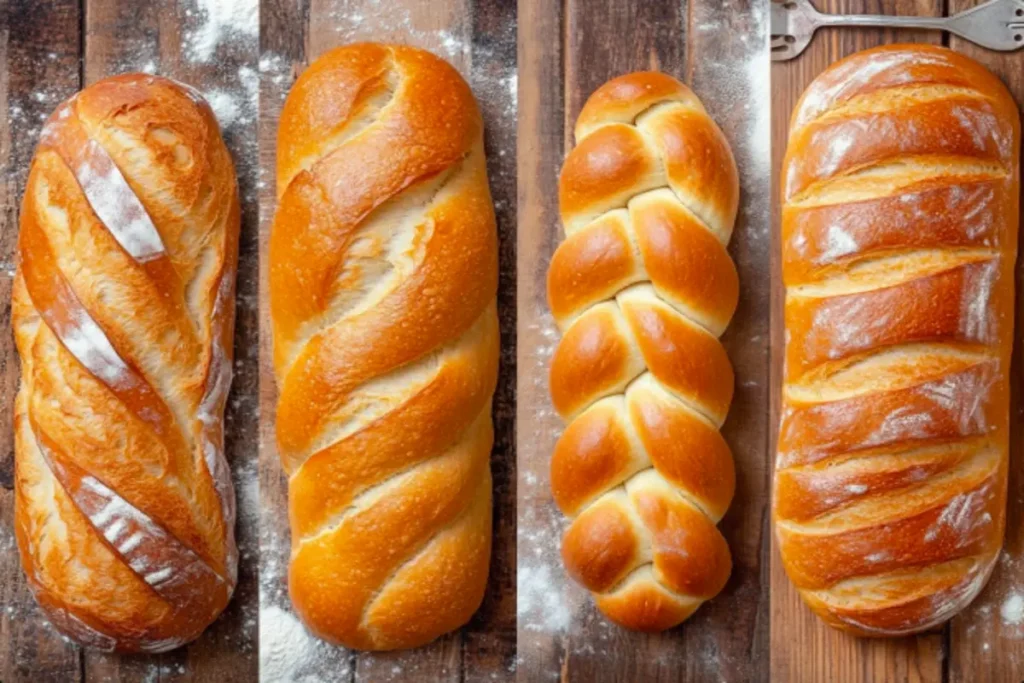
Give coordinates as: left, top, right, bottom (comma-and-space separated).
775, 44, 1020, 636
14, 73, 240, 652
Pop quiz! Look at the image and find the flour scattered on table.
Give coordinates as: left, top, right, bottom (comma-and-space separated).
239, 64, 259, 106
260, 605, 352, 683
518, 503, 574, 634
329, 1, 470, 60
1002, 592, 1024, 626
438, 29, 469, 57
205, 89, 241, 128
518, 564, 571, 633
185, 0, 258, 63
258, 51, 292, 97
202, 65, 258, 131
505, 73, 518, 111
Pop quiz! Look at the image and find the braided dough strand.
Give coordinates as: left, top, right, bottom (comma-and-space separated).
548, 72, 740, 631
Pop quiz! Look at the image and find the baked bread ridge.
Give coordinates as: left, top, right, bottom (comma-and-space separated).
547, 71, 740, 631
270, 43, 499, 651
13, 73, 240, 652
775, 44, 1020, 636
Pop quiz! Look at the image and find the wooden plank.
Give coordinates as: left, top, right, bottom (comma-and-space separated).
257, 1, 516, 681
946, 2, 1024, 680
0, 1, 84, 681
768, 2, 948, 683
515, 3, 567, 681
517, 0, 770, 680
76, 0, 260, 680
464, 1, 519, 680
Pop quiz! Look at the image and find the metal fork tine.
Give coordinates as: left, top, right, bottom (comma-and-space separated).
770, 2, 791, 34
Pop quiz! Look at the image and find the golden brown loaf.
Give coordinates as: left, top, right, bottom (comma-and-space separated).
775, 45, 1020, 636
270, 43, 499, 650
547, 72, 740, 631
13, 74, 240, 652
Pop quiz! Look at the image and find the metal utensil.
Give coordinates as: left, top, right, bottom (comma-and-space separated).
771, 0, 1024, 61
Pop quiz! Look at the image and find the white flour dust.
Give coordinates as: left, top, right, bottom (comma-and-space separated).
260, 605, 352, 683
205, 89, 242, 128
1002, 592, 1024, 626
330, 1, 470, 59
198, 65, 257, 132
184, 0, 259, 64
518, 563, 571, 633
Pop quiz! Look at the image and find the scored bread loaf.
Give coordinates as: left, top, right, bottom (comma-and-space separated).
13, 74, 240, 652
547, 72, 740, 631
270, 43, 499, 650
775, 45, 1020, 636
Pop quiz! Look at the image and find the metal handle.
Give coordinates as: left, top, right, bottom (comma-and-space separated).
815, 13, 949, 31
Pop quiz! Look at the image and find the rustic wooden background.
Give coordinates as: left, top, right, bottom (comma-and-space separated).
0, 0, 260, 681
516, 0, 772, 681
257, 1, 517, 681
769, 2, 1024, 682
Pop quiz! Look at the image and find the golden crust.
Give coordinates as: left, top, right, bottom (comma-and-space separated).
548, 72, 739, 631
13, 74, 239, 652
271, 44, 498, 650
775, 45, 1020, 636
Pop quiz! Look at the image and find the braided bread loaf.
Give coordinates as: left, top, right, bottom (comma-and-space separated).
270, 44, 499, 650
13, 74, 239, 652
775, 45, 1020, 636
548, 72, 740, 631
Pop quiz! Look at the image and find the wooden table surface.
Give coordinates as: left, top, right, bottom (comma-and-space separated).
516, 1, 772, 681
257, 1, 517, 682
0, 0, 260, 681
769, 2, 1024, 682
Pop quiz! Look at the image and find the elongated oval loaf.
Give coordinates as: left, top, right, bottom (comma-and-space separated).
13, 74, 240, 652
270, 43, 499, 650
775, 44, 1020, 636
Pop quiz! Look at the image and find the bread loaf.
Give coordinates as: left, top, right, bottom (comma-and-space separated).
774, 44, 1020, 636
270, 43, 499, 650
13, 74, 240, 652
547, 72, 740, 631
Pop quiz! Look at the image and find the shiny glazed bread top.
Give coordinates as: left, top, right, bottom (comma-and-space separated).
548, 71, 740, 631
270, 43, 499, 650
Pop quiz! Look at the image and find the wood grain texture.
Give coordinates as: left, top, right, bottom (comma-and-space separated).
768, 2, 1024, 682
0, 0, 259, 680
516, 1, 771, 680
256, 1, 516, 681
